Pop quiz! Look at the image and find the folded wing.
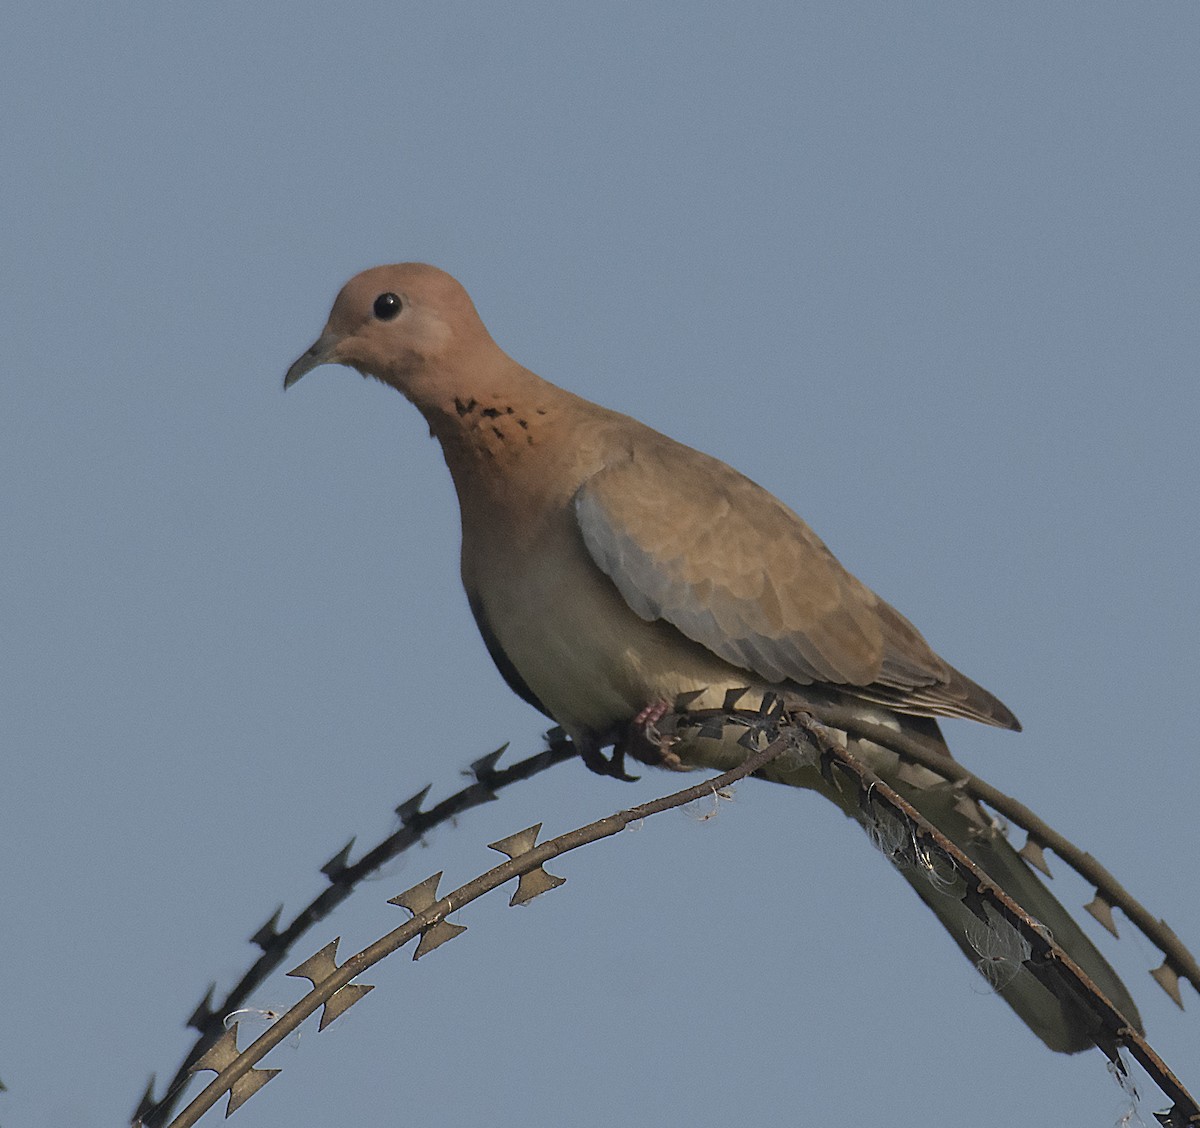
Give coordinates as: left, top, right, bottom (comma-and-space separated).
574, 439, 1018, 729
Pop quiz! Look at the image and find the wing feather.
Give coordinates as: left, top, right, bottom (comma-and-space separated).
573, 438, 1018, 730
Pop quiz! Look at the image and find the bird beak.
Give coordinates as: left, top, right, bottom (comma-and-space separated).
284, 333, 339, 389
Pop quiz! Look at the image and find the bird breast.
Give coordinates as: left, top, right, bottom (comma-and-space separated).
462, 508, 754, 742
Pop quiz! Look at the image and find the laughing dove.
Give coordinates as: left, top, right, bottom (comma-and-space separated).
285, 263, 1140, 1053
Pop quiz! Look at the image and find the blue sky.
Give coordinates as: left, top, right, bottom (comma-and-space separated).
2, 4, 1198, 1126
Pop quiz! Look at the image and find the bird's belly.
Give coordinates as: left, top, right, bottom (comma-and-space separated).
477, 543, 755, 741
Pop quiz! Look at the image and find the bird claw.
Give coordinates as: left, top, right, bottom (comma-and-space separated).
620, 701, 690, 772
575, 700, 685, 780
577, 738, 639, 782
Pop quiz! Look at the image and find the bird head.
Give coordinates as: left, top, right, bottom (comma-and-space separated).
284, 263, 500, 403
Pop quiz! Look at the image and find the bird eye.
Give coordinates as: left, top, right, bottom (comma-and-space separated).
373, 292, 402, 320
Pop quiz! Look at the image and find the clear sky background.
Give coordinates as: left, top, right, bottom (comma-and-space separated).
3, 5, 1198, 1126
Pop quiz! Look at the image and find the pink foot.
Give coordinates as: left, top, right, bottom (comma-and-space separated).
633, 701, 671, 728
624, 700, 688, 771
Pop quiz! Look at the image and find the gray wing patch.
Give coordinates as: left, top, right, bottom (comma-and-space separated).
572, 447, 1019, 731
574, 478, 830, 685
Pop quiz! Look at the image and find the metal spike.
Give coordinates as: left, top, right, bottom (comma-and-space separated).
509, 868, 566, 906
1019, 836, 1053, 877
250, 905, 284, 950
488, 824, 543, 859
488, 824, 566, 905
413, 920, 467, 959
316, 983, 374, 1030
320, 838, 356, 881
1157, 918, 1182, 942
226, 1065, 281, 1115
1084, 894, 1120, 938
722, 687, 750, 710
287, 939, 342, 987
286, 939, 375, 1029
132, 1074, 158, 1121
470, 746, 507, 781
1155, 1104, 1188, 1128
388, 872, 444, 915
673, 688, 707, 711
389, 873, 467, 957
464, 765, 500, 801
190, 1026, 241, 1073
187, 983, 217, 1031
736, 724, 764, 750
1150, 961, 1184, 1009
395, 784, 432, 825
190, 1030, 281, 1119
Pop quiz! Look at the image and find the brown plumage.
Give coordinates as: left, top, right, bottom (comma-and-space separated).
285, 262, 1140, 1053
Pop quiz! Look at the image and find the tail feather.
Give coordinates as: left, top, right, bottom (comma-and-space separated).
888, 771, 1143, 1053
676, 707, 1143, 1053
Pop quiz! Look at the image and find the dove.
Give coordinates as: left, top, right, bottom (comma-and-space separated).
285, 262, 1140, 1052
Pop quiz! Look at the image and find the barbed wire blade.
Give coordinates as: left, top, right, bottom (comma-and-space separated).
1018, 835, 1053, 877
736, 724, 765, 750
132, 1074, 158, 1123
287, 938, 376, 1030
187, 983, 217, 1031
488, 824, 567, 906
288, 939, 343, 985
388, 872, 444, 915
488, 825, 542, 857
225, 1067, 281, 1116
722, 687, 751, 710
316, 982, 374, 1030
250, 905, 284, 950
1084, 893, 1120, 938
759, 692, 785, 721
321, 838, 356, 881
188, 1025, 281, 1116
696, 718, 726, 741
1156, 1102, 1193, 1128
469, 745, 507, 787
511, 868, 567, 905
388, 872, 468, 959
188, 1027, 238, 1073
673, 688, 707, 711
395, 784, 432, 825
1150, 960, 1184, 1009
414, 919, 468, 958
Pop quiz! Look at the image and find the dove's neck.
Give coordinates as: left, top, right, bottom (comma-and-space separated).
406, 357, 601, 526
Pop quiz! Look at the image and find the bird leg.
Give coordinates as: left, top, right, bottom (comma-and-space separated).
575, 733, 640, 782
620, 700, 689, 771
575, 700, 689, 779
